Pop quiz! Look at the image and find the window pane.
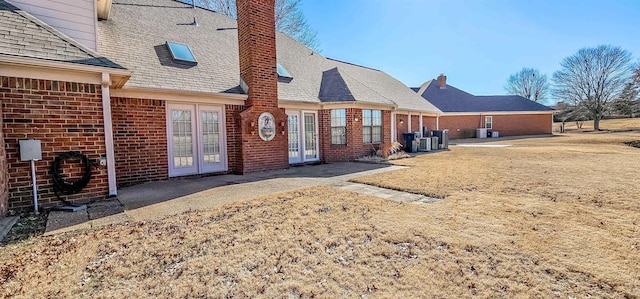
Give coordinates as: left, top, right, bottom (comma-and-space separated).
331, 109, 346, 127
362, 109, 372, 126
331, 127, 346, 145
172, 110, 193, 168
201, 111, 220, 164
372, 110, 382, 126
372, 126, 382, 143
363, 127, 371, 144
288, 114, 299, 159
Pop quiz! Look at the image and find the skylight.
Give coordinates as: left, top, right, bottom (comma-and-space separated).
166, 41, 197, 65
277, 63, 292, 78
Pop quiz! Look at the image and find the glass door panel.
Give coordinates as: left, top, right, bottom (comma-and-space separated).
199, 107, 225, 173
288, 114, 301, 163
168, 105, 197, 176
303, 113, 317, 160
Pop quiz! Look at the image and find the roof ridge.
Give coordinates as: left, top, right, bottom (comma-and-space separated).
326, 57, 380, 71
334, 66, 395, 105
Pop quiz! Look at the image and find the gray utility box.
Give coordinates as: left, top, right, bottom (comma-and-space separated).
432, 130, 449, 149
19, 139, 42, 161
430, 137, 439, 150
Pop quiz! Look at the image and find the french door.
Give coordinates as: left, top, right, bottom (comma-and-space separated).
167, 104, 227, 176
287, 110, 319, 164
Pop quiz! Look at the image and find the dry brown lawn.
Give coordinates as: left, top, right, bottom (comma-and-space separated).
556, 117, 640, 132
1, 132, 639, 297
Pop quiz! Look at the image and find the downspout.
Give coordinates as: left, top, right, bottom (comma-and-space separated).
436, 113, 440, 130
101, 73, 117, 196
407, 112, 412, 133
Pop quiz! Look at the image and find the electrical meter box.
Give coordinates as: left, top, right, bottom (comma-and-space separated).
19, 139, 42, 161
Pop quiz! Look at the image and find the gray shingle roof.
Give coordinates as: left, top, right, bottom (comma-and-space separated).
417, 79, 554, 113
97, 0, 439, 112
0, 0, 125, 69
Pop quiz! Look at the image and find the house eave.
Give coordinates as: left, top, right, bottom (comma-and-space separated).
111, 87, 247, 105
0, 54, 131, 87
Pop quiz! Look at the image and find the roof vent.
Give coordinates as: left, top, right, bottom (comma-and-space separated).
166, 41, 197, 65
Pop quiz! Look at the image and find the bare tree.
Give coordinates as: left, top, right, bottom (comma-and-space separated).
553, 45, 633, 130
504, 67, 550, 103
194, 0, 320, 52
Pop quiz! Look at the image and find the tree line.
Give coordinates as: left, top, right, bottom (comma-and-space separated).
505, 45, 639, 131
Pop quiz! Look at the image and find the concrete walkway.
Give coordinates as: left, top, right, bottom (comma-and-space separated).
45, 162, 440, 235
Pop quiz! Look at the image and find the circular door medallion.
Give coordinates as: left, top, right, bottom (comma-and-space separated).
258, 112, 276, 141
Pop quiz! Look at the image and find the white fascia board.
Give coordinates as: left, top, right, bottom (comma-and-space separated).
111, 87, 247, 105
441, 111, 555, 116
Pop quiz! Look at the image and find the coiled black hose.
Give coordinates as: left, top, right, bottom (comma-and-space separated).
51, 151, 92, 204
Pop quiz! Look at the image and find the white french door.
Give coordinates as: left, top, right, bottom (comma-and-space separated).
167, 104, 227, 177
287, 110, 319, 164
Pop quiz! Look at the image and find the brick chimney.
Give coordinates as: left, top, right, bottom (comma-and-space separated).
235, 0, 288, 173
437, 74, 447, 89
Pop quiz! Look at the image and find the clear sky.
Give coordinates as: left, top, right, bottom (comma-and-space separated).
300, 0, 640, 103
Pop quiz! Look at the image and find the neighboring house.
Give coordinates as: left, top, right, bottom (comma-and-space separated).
413, 75, 554, 139
0, 0, 440, 212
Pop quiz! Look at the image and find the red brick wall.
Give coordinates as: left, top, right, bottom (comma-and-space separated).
320, 108, 391, 162
422, 116, 437, 136
0, 99, 7, 215
490, 114, 553, 136
236, 0, 288, 173
111, 97, 168, 186
395, 114, 408, 146
225, 104, 244, 173
410, 115, 420, 134
438, 114, 553, 139
438, 115, 482, 139
1, 76, 108, 210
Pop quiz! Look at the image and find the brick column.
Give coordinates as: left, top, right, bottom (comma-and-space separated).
236, 0, 288, 173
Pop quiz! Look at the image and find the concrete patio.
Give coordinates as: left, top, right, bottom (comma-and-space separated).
45, 162, 438, 235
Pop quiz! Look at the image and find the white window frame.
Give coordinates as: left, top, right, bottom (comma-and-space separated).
485, 116, 493, 130
362, 109, 383, 144
330, 109, 347, 145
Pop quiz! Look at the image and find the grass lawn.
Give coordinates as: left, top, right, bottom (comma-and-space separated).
1, 132, 640, 297
555, 117, 640, 132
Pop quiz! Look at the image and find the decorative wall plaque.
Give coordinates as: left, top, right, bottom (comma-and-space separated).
258, 112, 275, 141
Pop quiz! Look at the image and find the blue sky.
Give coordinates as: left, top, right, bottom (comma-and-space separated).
300, 0, 640, 103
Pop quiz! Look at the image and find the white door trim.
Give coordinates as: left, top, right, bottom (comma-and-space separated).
286, 109, 319, 164
166, 103, 228, 177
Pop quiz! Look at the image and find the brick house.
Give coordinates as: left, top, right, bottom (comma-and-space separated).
0, 0, 441, 212
412, 74, 554, 139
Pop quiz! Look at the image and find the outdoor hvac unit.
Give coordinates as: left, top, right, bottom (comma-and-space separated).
476, 128, 487, 139
418, 138, 431, 152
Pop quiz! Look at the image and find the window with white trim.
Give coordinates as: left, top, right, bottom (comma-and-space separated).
331, 109, 346, 145
363, 109, 382, 144
485, 116, 493, 129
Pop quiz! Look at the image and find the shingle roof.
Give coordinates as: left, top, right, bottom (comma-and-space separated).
97, 0, 439, 112
417, 79, 553, 112
0, 0, 125, 69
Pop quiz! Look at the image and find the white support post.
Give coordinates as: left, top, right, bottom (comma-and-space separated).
390, 111, 396, 142
407, 112, 412, 133
436, 114, 440, 130
419, 113, 423, 137
101, 73, 117, 196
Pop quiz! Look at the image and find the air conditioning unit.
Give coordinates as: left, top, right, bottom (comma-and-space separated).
418, 138, 431, 152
